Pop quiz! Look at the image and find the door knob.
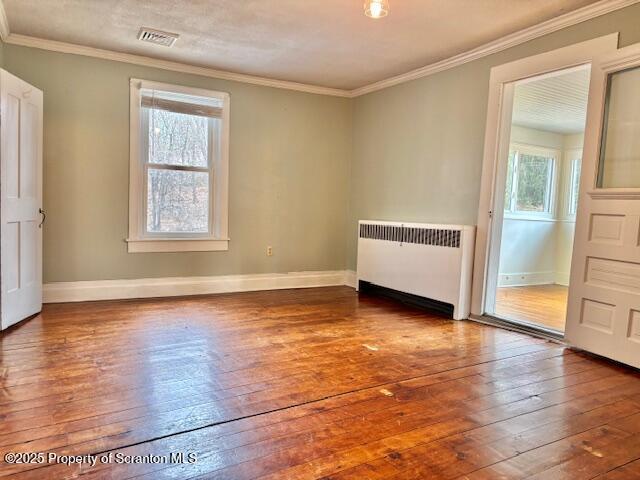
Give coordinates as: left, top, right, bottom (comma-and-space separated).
39, 208, 46, 228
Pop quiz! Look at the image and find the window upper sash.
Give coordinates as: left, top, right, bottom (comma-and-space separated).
141, 110, 215, 170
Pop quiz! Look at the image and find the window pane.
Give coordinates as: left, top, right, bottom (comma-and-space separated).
147, 169, 209, 233
516, 154, 551, 212
570, 159, 581, 215
148, 108, 209, 167
504, 151, 515, 211
598, 66, 640, 188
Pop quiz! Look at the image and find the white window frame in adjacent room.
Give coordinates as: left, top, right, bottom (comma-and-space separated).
503, 143, 559, 220
127, 79, 230, 253
567, 152, 582, 217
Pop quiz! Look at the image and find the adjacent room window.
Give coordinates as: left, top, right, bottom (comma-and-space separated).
128, 79, 229, 253
504, 145, 557, 216
568, 157, 582, 216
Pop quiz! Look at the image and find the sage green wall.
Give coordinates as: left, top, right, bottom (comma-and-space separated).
347, 3, 640, 269
4, 45, 352, 282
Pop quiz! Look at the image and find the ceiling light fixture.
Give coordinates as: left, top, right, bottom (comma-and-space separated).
364, 0, 389, 19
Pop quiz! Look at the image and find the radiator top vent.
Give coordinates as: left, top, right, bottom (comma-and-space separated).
359, 223, 461, 248
137, 27, 179, 47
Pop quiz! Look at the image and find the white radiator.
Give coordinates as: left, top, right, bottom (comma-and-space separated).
356, 220, 476, 320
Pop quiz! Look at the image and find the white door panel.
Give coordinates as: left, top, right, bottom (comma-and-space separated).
1, 69, 43, 330
567, 42, 640, 368
5, 93, 19, 199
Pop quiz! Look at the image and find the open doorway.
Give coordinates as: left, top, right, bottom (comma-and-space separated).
492, 66, 589, 334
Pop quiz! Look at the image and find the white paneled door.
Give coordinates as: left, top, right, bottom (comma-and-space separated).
0, 70, 43, 330
566, 42, 640, 368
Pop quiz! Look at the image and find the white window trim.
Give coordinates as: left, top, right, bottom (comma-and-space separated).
127, 79, 230, 253
503, 142, 560, 221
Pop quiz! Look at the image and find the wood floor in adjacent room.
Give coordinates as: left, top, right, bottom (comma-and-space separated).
2, 287, 640, 479
495, 284, 569, 332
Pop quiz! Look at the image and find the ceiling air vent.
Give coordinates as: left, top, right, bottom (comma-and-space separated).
137, 27, 179, 47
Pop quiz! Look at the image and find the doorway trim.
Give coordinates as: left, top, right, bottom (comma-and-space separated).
470, 33, 619, 319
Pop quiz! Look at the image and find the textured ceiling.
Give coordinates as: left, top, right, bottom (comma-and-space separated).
512, 67, 590, 135
5, 0, 602, 90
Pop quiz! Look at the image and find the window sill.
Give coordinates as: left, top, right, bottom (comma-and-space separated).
126, 238, 229, 253
503, 214, 555, 222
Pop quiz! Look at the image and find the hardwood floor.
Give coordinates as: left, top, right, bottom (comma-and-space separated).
1, 286, 640, 479
495, 284, 569, 332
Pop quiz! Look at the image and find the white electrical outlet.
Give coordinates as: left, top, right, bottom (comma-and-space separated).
267, 246, 273, 256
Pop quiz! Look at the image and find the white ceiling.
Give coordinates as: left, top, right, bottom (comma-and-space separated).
512, 67, 590, 135
4, 0, 602, 90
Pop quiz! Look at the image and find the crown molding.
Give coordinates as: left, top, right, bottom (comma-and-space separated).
3, 33, 352, 97
0, 0, 637, 98
350, 0, 639, 96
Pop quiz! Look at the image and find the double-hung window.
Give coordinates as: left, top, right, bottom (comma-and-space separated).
128, 79, 229, 252
504, 144, 558, 218
568, 155, 582, 216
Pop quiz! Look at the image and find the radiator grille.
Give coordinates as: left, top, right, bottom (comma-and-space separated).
359, 223, 461, 248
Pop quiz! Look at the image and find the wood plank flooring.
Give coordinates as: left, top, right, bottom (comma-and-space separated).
1, 286, 639, 479
495, 284, 569, 332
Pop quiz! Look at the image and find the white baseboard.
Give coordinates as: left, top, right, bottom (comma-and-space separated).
344, 270, 357, 289
498, 271, 555, 287
44, 270, 354, 303
555, 271, 570, 286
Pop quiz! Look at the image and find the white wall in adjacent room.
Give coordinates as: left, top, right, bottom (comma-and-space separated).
498, 127, 583, 287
